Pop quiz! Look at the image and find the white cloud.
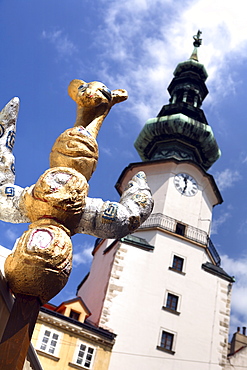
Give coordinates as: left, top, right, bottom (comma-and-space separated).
41, 30, 77, 57
242, 155, 247, 164
214, 168, 241, 191
211, 212, 231, 235
121, 149, 135, 160
221, 254, 247, 335
100, 147, 112, 156
96, 0, 247, 125
73, 243, 93, 267
5, 228, 19, 242
237, 219, 247, 235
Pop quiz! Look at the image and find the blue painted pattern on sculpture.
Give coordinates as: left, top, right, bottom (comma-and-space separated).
5, 186, 15, 197
0, 124, 4, 138
6, 131, 16, 150
11, 163, 15, 175
102, 202, 118, 222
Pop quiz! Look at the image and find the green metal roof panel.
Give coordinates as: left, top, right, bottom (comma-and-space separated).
134, 114, 221, 170
120, 234, 154, 251
202, 262, 235, 283
174, 59, 208, 81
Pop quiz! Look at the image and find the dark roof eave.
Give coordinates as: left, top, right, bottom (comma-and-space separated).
120, 234, 154, 251
201, 262, 235, 282
76, 272, 90, 294
40, 306, 116, 341
56, 296, 91, 316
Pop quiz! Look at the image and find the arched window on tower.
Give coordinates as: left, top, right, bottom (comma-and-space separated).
175, 90, 184, 103
186, 91, 195, 106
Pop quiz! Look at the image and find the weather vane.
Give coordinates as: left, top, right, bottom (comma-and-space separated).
193, 30, 202, 48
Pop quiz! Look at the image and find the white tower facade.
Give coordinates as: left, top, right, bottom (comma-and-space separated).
77, 34, 234, 369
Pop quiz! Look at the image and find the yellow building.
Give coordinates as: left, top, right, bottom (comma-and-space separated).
32, 297, 116, 370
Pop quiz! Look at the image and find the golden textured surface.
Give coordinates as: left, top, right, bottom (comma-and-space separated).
68, 79, 128, 138
50, 127, 98, 181
5, 219, 72, 303
4, 79, 130, 302
20, 167, 88, 232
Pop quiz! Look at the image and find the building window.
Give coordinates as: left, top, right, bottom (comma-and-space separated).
38, 328, 60, 356
157, 330, 175, 354
162, 292, 180, 315
161, 331, 174, 350
166, 293, 178, 311
175, 222, 185, 236
70, 309, 80, 321
171, 255, 184, 272
73, 342, 95, 369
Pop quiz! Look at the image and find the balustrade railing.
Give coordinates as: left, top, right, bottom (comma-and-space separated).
139, 213, 221, 266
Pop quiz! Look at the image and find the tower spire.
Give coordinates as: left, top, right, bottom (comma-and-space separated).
190, 30, 202, 62
134, 32, 221, 171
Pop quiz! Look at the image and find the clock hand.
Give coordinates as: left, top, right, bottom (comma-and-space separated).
182, 177, 188, 194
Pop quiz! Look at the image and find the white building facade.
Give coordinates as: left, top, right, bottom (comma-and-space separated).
77, 35, 234, 369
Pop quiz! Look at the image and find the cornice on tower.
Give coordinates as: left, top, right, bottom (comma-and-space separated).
134, 31, 221, 171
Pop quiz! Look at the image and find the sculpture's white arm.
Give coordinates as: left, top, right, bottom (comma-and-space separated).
0, 98, 30, 223
0, 184, 30, 223
75, 171, 153, 238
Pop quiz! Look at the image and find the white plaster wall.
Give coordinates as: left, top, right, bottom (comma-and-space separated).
78, 160, 228, 369
118, 161, 220, 234
163, 162, 215, 232
77, 238, 118, 326
102, 231, 230, 370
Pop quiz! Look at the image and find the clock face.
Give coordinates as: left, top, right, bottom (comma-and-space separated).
174, 173, 198, 197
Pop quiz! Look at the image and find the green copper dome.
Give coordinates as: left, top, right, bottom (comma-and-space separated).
134, 114, 221, 170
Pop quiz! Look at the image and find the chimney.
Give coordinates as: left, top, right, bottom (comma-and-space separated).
237, 327, 240, 332
243, 327, 246, 336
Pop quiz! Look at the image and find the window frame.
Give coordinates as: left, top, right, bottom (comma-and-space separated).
163, 291, 181, 315
37, 325, 61, 358
169, 254, 186, 275
166, 293, 178, 311
157, 328, 176, 355
70, 309, 80, 321
71, 340, 96, 369
175, 222, 186, 236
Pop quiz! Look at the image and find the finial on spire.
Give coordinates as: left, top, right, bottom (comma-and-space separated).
193, 30, 202, 47
190, 30, 202, 61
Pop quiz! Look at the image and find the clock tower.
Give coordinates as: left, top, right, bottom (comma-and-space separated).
77, 32, 234, 369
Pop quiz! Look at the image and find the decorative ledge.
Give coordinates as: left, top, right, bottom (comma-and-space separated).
68, 362, 89, 369
168, 267, 186, 276
39, 308, 116, 344
156, 346, 175, 355
162, 306, 180, 316
36, 349, 59, 362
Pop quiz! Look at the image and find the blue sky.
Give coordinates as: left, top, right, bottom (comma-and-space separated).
1, 0, 247, 335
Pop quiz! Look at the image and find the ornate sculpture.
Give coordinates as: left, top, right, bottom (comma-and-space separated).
0, 80, 153, 303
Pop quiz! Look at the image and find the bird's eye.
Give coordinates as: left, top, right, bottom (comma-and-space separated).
78, 83, 88, 92
100, 86, 112, 101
